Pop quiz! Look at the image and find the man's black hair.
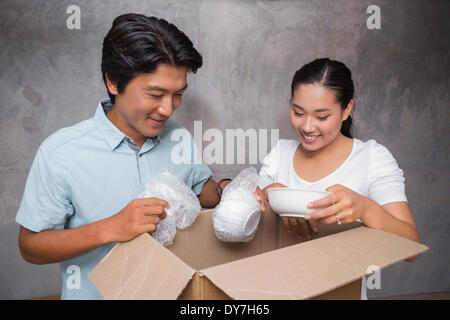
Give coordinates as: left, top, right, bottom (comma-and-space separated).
101, 13, 203, 104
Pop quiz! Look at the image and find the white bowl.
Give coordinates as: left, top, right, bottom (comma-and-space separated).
213, 198, 261, 242
267, 188, 332, 218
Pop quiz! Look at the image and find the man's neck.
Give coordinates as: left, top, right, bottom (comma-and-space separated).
106, 105, 147, 148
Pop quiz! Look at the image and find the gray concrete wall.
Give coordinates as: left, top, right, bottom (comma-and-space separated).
0, 0, 448, 299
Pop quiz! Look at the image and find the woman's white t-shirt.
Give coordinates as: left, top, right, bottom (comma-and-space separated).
258, 138, 408, 299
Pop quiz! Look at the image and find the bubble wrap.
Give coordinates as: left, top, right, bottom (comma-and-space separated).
212, 167, 261, 242
139, 171, 201, 246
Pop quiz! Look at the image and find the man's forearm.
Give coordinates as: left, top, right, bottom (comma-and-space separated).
197, 179, 221, 208
19, 217, 111, 265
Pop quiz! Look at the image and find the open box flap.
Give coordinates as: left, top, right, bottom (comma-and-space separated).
89, 232, 196, 300
200, 226, 429, 300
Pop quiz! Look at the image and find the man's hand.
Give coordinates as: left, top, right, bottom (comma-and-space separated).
104, 198, 169, 243
17, 198, 169, 265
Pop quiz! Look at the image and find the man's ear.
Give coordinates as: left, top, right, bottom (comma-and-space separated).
342, 99, 354, 121
105, 73, 119, 95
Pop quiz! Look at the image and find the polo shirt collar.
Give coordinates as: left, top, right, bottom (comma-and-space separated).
140, 136, 160, 155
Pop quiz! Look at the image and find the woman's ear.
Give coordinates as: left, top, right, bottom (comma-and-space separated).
342, 99, 354, 121
105, 73, 119, 95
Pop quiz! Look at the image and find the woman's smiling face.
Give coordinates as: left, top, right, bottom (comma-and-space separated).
289, 83, 353, 152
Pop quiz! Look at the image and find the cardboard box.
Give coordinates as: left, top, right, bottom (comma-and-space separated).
89, 204, 428, 300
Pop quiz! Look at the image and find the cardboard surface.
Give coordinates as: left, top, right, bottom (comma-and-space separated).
200, 226, 428, 300
89, 205, 428, 300
89, 231, 195, 299
178, 272, 232, 300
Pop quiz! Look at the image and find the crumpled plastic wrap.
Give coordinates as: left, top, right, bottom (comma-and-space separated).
139, 171, 201, 246
212, 167, 261, 242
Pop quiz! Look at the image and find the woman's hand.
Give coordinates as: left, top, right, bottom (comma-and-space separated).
219, 179, 266, 212
263, 183, 318, 239
253, 187, 266, 212
281, 216, 318, 240
305, 184, 368, 224
305, 184, 423, 263
261, 182, 289, 201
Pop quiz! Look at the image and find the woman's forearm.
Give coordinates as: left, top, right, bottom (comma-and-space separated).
361, 198, 421, 243
361, 198, 422, 263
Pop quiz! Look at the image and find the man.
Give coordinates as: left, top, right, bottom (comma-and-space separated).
16, 13, 264, 299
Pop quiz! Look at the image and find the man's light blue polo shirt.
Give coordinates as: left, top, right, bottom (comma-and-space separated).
16, 99, 212, 299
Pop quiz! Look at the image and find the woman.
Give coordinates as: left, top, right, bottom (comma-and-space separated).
259, 58, 422, 299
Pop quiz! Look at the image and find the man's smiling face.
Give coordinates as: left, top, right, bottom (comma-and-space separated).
106, 64, 188, 146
